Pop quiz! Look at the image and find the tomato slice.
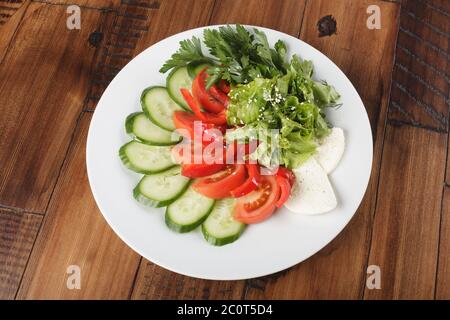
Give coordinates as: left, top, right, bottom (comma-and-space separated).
276, 166, 295, 186
225, 141, 259, 163
173, 110, 224, 143
192, 164, 246, 199
202, 110, 227, 126
234, 175, 280, 224
209, 85, 229, 107
180, 88, 227, 126
218, 79, 230, 94
275, 176, 291, 208
192, 69, 225, 113
230, 163, 261, 197
173, 139, 226, 178
180, 88, 206, 120
181, 162, 225, 178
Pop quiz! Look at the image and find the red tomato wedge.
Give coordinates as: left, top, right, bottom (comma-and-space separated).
230, 163, 261, 197
225, 141, 259, 163
276, 166, 296, 186
209, 85, 229, 107
180, 88, 227, 125
182, 162, 225, 178
192, 164, 246, 199
218, 79, 231, 94
172, 139, 226, 178
177, 146, 226, 178
173, 110, 224, 143
275, 176, 291, 208
234, 175, 280, 224
172, 141, 224, 163
192, 69, 226, 113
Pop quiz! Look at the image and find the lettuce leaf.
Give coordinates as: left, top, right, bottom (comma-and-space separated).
225, 50, 340, 169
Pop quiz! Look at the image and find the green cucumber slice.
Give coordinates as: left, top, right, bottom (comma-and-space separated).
166, 67, 192, 110
133, 166, 190, 208
165, 185, 215, 233
141, 86, 183, 131
125, 112, 180, 146
119, 141, 174, 174
202, 198, 246, 246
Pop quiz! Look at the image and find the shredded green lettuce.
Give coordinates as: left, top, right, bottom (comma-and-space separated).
225, 54, 340, 169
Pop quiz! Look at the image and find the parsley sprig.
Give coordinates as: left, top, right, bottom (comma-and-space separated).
160, 25, 288, 88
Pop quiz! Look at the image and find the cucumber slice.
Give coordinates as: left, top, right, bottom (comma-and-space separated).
141, 86, 183, 131
167, 67, 192, 110
165, 185, 215, 233
125, 112, 180, 146
119, 141, 174, 174
202, 199, 246, 246
133, 166, 190, 208
187, 61, 211, 79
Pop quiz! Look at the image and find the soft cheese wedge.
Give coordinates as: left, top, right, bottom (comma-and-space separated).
314, 127, 345, 174
285, 157, 337, 215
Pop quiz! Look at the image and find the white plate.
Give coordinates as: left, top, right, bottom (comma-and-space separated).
86, 25, 372, 280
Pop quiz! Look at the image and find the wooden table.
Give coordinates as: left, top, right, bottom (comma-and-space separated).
0, 0, 449, 300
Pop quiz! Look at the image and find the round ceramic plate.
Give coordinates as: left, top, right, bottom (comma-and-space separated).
86, 25, 372, 280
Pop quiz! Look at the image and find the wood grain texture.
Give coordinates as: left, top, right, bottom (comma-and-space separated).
364, 125, 445, 299
131, 260, 245, 300
1, 0, 445, 300
31, 0, 121, 9
85, 0, 214, 111
130, 0, 307, 300
0, 209, 42, 299
0, 3, 108, 212
17, 113, 141, 299
209, 0, 306, 36
389, 0, 450, 131
436, 187, 450, 299
17, 0, 216, 300
362, 0, 450, 300
245, 0, 400, 299
0, 0, 29, 63
133, 0, 215, 54
0, 0, 25, 26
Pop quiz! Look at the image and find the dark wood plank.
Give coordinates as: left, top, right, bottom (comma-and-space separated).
389, 0, 450, 131
364, 125, 445, 299
244, 0, 400, 299
0, 2, 109, 212
134, 0, 215, 54
131, 260, 245, 300
436, 187, 450, 299
0, 209, 42, 300
17, 113, 142, 299
362, 0, 450, 300
130, 0, 307, 300
209, 0, 306, 36
0, 0, 29, 63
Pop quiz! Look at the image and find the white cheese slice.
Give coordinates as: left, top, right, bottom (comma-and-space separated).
285, 157, 337, 215
314, 127, 345, 174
